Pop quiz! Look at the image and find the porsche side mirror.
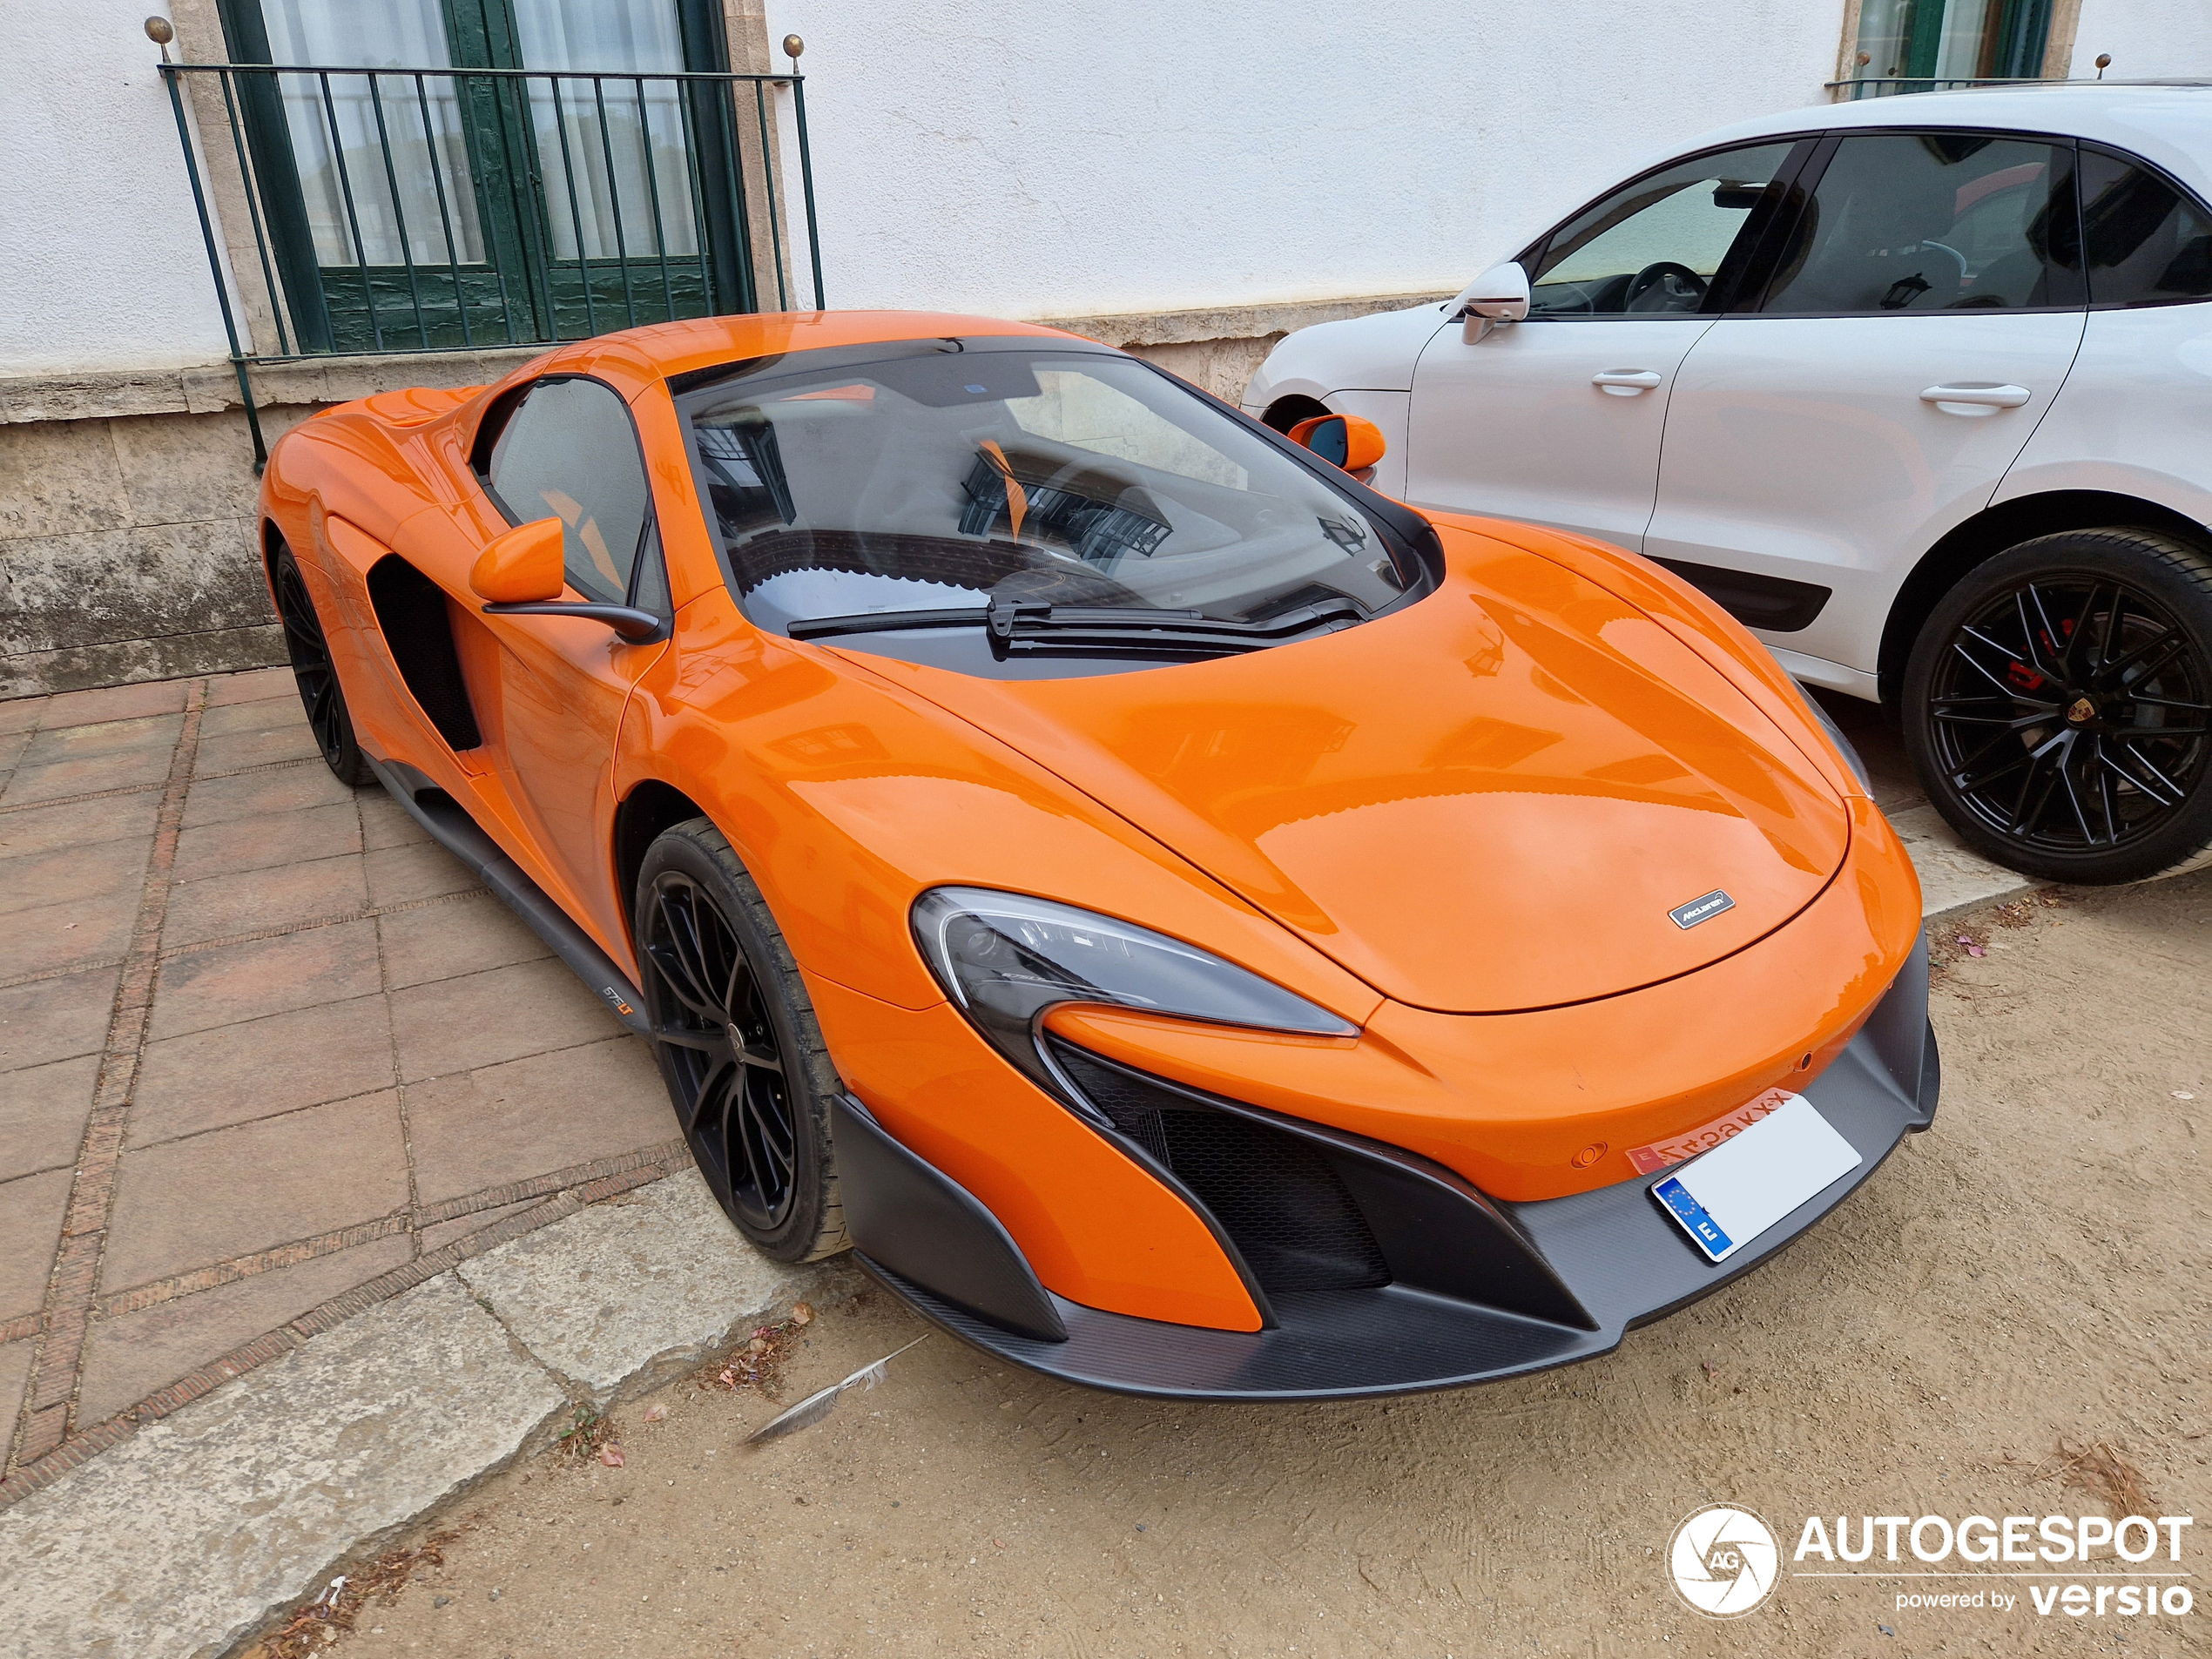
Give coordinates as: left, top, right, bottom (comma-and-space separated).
1453, 261, 1531, 341
470, 516, 667, 644
1286, 412, 1386, 477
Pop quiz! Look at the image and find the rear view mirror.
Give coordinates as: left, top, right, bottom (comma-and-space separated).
1287, 413, 1386, 477
1452, 261, 1531, 341
469, 517, 566, 604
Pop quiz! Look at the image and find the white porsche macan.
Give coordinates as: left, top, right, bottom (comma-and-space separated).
1246, 84, 2212, 883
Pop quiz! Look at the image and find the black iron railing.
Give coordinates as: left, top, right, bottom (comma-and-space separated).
158, 57, 823, 464
1826, 74, 2060, 99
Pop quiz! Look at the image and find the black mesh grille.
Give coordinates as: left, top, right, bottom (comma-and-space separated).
1050, 1044, 1389, 1296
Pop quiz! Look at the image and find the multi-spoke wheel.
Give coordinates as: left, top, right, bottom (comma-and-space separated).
1905, 529, 2212, 884
272, 543, 371, 786
635, 818, 845, 1260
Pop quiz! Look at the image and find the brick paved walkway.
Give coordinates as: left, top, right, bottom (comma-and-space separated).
0, 669, 686, 1496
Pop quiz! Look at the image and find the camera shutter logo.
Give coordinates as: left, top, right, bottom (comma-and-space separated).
1668, 1504, 1780, 1616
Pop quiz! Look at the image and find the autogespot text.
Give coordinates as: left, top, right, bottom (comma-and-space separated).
1794, 1514, 2195, 1620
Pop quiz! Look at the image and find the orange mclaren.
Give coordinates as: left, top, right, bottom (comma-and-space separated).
260, 312, 1935, 1399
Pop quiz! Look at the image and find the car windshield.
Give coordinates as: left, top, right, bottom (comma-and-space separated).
674, 342, 1419, 672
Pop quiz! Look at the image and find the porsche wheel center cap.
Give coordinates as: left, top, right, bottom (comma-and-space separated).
2066, 695, 2098, 725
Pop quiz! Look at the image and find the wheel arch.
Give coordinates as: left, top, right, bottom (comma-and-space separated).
1878, 490, 2212, 707
1259, 393, 1332, 435
613, 778, 713, 942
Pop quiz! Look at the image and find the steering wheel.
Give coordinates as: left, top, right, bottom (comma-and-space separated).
1622, 261, 1710, 312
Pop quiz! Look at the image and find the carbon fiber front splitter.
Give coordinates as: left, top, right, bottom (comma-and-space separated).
842, 941, 1939, 1401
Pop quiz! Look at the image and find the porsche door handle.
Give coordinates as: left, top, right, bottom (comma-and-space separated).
1591, 369, 1663, 395
1920, 382, 2032, 415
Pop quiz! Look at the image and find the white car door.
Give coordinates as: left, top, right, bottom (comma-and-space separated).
1644, 131, 2090, 691
1403, 138, 1809, 551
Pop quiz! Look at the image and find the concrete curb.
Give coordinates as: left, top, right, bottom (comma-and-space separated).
0, 1171, 819, 1659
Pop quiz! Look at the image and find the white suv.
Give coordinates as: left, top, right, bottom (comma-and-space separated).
1245, 84, 2212, 884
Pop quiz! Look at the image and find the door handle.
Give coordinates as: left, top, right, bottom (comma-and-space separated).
1919, 382, 2032, 415
1592, 369, 1663, 395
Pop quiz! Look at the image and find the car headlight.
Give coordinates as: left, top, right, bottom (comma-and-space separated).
910, 887, 1357, 1099
1793, 683, 1871, 791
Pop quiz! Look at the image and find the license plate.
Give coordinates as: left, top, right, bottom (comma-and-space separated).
1650, 1093, 1862, 1264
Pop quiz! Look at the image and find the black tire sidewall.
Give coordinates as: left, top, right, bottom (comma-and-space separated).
1903, 529, 2212, 883
634, 819, 843, 1262
273, 545, 371, 787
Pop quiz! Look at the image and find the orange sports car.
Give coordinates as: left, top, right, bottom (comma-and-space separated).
261, 312, 1936, 1399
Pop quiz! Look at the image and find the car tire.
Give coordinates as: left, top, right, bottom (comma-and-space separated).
272, 543, 373, 787
634, 818, 847, 1263
1902, 527, 2212, 885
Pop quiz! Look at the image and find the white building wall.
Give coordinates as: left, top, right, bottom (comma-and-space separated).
2067, 0, 2212, 80
0, 4, 235, 376
23, 2, 2210, 380
760, 0, 1846, 319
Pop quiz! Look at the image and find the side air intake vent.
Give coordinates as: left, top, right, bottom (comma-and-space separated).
1049, 1042, 1389, 1296
366, 556, 482, 751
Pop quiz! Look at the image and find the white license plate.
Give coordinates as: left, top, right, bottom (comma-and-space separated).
1649, 1093, 1862, 1264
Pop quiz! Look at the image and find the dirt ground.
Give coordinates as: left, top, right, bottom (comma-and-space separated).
267, 873, 2209, 1659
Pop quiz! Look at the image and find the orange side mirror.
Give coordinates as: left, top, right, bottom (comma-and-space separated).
470, 517, 566, 604
1286, 413, 1386, 475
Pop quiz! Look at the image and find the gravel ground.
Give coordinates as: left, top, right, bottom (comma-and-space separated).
273, 871, 2211, 1659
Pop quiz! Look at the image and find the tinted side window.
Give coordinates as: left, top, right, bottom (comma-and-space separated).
2080, 146, 2212, 307
1760, 133, 2080, 315
1527, 142, 1800, 317
483, 379, 653, 604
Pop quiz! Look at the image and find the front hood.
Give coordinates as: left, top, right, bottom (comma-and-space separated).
844, 528, 1849, 1013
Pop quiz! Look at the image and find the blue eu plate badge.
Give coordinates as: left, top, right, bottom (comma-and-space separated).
1649, 1093, 1862, 1263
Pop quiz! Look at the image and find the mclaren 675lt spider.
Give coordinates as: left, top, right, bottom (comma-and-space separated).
261, 311, 1937, 1400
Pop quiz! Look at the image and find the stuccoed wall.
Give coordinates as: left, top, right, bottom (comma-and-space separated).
0, 5, 235, 377
756, 0, 1846, 319
2067, 0, 2212, 78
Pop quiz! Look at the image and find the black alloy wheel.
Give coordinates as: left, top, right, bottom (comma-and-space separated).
273, 544, 371, 786
635, 819, 845, 1261
1904, 529, 2212, 884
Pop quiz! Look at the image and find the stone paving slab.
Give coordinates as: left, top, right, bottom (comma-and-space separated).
0, 1274, 565, 1659
0, 1181, 816, 1659
0, 669, 700, 1497
455, 1170, 816, 1406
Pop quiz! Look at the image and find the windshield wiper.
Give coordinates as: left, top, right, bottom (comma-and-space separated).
786, 594, 1370, 656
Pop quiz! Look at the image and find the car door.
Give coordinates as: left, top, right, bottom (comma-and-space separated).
471, 374, 673, 951
1644, 130, 2091, 691
1403, 138, 1811, 551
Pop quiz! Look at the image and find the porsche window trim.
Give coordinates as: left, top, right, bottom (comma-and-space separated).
665, 338, 1442, 655
471, 371, 671, 617
2076, 139, 2212, 310
1513, 132, 1828, 318
1733, 127, 2090, 318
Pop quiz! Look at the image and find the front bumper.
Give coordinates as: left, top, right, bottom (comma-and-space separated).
836, 940, 1939, 1401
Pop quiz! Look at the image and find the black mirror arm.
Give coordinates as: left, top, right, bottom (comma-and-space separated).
481, 601, 669, 643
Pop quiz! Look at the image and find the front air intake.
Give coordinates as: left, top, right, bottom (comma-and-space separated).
1048, 1042, 1389, 1296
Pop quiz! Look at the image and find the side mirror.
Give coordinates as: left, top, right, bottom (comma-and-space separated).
1452, 261, 1531, 341
1287, 412, 1386, 477
469, 517, 565, 604
470, 516, 667, 644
